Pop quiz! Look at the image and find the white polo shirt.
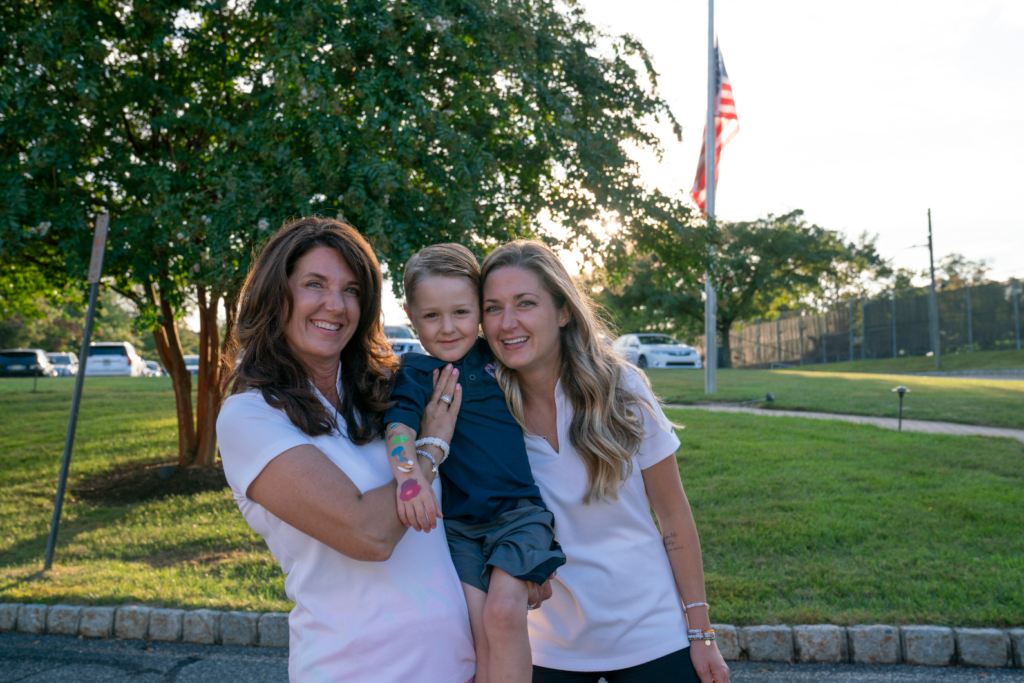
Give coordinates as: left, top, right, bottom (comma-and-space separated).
525, 368, 687, 672
217, 381, 475, 683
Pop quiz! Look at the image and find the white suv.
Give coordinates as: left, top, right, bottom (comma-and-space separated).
613, 334, 702, 370
84, 342, 147, 377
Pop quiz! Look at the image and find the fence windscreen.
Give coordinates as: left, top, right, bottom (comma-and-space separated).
721, 279, 1021, 369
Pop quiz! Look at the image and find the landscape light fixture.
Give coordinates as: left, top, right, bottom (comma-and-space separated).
892, 385, 910, 431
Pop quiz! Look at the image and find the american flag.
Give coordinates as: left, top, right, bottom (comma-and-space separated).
691, 43, 739, 212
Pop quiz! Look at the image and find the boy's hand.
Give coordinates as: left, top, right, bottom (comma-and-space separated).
386, 422, 442, 532
396, 475, 442, 532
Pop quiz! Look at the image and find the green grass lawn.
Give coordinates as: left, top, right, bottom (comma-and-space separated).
797, 348, 1024, 375
670, 408, 1023, 627
2, 376, 1021, 626
647, 369, 1024, 429
0, 376, 285, 612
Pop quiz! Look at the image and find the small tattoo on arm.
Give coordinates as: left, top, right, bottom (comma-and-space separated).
663, 531, 684, 553
400, 479, 422, 501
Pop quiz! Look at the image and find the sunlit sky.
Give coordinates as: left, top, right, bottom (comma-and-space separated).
382, 0, 1024, 325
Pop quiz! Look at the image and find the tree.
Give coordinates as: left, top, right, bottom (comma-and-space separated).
594, 210, 887, 367
0, 290, 199, 357
937, 253, 990, 289
1, 0, 701, 464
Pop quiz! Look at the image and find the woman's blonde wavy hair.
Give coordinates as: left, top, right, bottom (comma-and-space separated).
481, 240, 656, 504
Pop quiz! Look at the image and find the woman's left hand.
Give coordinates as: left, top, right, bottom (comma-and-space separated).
526, 573, 555, 610
419, 364, 462, 446
688, 639, 730, 683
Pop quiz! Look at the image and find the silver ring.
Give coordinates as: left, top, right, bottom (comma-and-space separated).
440, 395, 453, 404
526, 602, 537, 611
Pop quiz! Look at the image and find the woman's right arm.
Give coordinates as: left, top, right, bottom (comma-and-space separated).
245, 365, 462, 562
248, 444, 423, 561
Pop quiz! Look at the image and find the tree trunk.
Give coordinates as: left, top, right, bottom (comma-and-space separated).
147, 281, 197, 467
718, 318, 735, 369
194, 286, 222, 468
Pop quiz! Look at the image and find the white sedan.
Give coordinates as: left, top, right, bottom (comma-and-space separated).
613, 334, 702, 370
385, 325, 427, 357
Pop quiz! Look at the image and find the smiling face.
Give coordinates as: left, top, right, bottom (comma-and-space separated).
482, 266, 570, 375
406, 275, 480, 362
285, 246, 362, 370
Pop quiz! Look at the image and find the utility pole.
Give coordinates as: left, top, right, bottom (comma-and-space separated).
703, 0, 717, 393
927, 209, 941, 369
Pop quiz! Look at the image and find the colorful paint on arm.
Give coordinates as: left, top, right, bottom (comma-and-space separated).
387, 425, 415, 473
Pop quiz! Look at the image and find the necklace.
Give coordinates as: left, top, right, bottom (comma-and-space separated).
524, 404, 557, 441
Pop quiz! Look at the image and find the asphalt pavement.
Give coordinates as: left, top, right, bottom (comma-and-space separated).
0, 633, 287, 682
3, 633, 1023, 682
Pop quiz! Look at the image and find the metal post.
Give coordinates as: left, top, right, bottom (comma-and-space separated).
776, 318, 782, 365
45, 214, 108, 570
860, 296, 866, 360
891, 290, 897, 358
798, 312, 804, 366
1014, 278, 1021, 351
966, 283, 973, 352
927, 209, 941, 368
898, 392, 905, 432
848, 299, 854, 362
703, 0, 717, 394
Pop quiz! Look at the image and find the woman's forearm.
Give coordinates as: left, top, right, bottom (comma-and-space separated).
247, 444, 437, 562
642, 456, 712, 629
659, 510, 712, 629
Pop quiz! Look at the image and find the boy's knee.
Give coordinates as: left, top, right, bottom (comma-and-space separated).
482, 594, 526, 634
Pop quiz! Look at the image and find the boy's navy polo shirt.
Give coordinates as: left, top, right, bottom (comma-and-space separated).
384, 337, 543, 526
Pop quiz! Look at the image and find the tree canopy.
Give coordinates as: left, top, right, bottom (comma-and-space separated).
1, 0, 701, 463
593, 210, 888, 366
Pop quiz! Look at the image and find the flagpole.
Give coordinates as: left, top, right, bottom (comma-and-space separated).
704, 0, 717, 394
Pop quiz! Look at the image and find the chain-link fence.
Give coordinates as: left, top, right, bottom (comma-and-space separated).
724, 279, 1021, 368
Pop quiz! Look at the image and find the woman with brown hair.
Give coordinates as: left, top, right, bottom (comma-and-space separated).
480, 241, 730, 683
216, 217, 476, 682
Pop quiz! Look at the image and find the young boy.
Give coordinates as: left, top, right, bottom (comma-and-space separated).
384, 244, 565, 683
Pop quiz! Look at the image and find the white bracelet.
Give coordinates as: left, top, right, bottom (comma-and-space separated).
416, 450, 438, 473
683, 601, 710, 613
415, 437, 450, 462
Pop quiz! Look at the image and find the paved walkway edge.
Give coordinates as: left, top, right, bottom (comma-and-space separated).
1, 603, 1021, 667
663, 404, 1024, 443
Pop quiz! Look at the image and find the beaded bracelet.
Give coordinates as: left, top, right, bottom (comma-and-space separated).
416, 449, 438, 474
687, 628, 716, 646
683, 601, 710, 613
415, 437, 450, 463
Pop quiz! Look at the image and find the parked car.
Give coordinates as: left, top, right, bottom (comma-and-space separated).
47, 352, 79, 377
613, 334, 702, 370
144, 360, 165, 377
84, 342, 147, 377
0, 349, 58, 378
183, 354, 200, 375
385, 324, 426, 357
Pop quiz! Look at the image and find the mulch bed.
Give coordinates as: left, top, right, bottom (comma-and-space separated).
72, 461, 229, 505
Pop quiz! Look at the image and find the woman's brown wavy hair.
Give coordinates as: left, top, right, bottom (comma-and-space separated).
223, 217, 397, 444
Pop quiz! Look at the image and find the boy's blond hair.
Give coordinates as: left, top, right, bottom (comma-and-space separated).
403, 243, 481, 304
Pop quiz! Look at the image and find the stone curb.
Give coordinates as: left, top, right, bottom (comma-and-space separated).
0, 603, 1020, 667
0, 603, 287, 649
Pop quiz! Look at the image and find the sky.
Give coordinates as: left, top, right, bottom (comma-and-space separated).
382, 0, 1024, 325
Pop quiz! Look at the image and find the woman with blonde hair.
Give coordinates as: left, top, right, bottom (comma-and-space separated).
480, 241, 730, 683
